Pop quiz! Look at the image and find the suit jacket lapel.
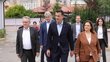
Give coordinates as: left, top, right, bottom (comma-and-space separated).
83, 32, 90, 45
83, 32, 93, 45
80, 23, 82, 32
54, 22, 59, 36
19, 28, 23, 40
30, 27, 33, 38
60, 22, 65, 36
96, 26, 98, 33
90, 33, 94, 45
74, 23, 76, 35
44, 22, 47, 34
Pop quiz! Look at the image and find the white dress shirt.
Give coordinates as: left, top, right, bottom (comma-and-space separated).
22, 28, 32, 49
76, 23, 81, 38
97, 26, 103, 39
46, 21, 51, 33
57, 21, 63, 36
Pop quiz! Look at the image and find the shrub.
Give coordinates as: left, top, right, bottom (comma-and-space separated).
0, 29, 5, 38
5, 5, 38, 18
5, 5, 26, 18
25, 10, 38, 18
70, 8, 98, 23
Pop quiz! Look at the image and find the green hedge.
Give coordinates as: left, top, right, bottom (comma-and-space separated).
5, 5, 38, 18
0, 29, 5, 38
70, 8, 98, 23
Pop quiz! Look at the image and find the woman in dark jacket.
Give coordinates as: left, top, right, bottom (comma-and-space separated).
95, 17, 108, 62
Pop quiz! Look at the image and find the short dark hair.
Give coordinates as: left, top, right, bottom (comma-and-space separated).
83, 20, 95, 34
55, 10, 64, 16
33, 21, 37, 24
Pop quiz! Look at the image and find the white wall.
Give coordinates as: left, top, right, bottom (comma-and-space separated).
5, 18, 40, 26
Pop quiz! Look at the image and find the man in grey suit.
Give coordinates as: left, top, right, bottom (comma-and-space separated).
71, 15, 83, 42
71, 15, 83, 62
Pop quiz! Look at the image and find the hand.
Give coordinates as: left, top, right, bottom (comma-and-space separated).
17, 54, 21, 58
36, 52, 40, 57
70, 51, 74, 57
46, 49, 50, 57
106, 44, 108, 48
40, 45, 43, 49
76, 56, 80, 62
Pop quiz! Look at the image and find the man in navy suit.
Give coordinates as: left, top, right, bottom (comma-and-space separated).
46, 10, 74, 62
40, 11, 54, 62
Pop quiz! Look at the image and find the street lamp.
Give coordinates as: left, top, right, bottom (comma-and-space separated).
0, 0, 6, 29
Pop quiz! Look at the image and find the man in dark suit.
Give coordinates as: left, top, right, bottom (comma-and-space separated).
40, 11, 54, 62
16, 16, 40, 62
46, 10, 74, 62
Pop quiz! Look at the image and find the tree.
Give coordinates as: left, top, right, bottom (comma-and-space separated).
52, 3, 61, 15
43, 0, 50, 11
84, 0, 110, 16
84, 0, 99, 10
98, 0, 110, 16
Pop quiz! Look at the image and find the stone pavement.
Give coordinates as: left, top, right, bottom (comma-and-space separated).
0, 25, 110, 62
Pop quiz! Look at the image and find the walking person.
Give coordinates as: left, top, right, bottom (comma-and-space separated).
71, 15, 83, 42
75, 20, 101, 62
16, 16, 40, 62
46, 10, 74, 62
95, 17, 108, 62
40, 11, 54, 62
71, 15, 83, 62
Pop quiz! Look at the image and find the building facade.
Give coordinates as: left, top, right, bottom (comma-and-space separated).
6, 0, 86, 10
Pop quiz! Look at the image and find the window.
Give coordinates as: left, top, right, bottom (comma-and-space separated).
71, 0, 86, 4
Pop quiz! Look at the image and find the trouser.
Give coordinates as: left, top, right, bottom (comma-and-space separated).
41, 47, 52, 62
52, 47, 69, 62
21, 49, 35, 62
99, 39, 106, 62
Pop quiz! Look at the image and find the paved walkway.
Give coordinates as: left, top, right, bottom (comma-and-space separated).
0, 26, 110, 62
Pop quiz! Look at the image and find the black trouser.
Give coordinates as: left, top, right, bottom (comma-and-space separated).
52, 46, 69, 62
41, 47, 52, 62
99, 39, 106, 62
75, 38, 77, 62
21, 49, 35, 62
